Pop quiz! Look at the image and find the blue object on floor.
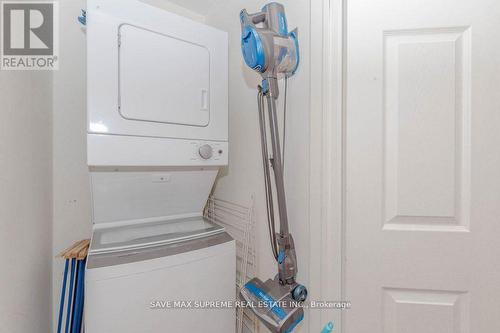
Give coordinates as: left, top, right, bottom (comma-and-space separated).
320, 321, 334, 333
57, 241, 89, 333
57, 259, 69, 333
72, 259, 86, 333
65, 259, 77, 333
70, 261, 80, 333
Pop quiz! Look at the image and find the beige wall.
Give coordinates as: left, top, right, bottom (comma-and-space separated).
0, 70, 53, 331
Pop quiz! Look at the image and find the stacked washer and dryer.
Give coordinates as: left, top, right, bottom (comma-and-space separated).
84, 1, 235, 332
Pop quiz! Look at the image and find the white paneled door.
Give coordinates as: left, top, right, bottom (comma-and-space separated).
345, 0, 500, 332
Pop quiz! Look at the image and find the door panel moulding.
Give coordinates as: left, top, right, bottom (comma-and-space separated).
309, 0, 344, 332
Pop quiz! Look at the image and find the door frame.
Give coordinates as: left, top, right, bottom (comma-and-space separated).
308, 0, 345, 332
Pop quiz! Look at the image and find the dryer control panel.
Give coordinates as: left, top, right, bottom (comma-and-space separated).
192, 142, 225, 162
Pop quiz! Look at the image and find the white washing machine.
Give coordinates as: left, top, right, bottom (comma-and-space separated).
84, 1, 234, 332
85, 216, 235, 333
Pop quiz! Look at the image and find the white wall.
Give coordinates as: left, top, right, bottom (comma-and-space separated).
204, 2, 311, 332
140, 0, 206, 22
0, 71, 53, 331
51, 0, 91, 327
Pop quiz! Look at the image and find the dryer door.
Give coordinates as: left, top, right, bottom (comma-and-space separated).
87, 0, 228, 142
119, 24, 210, 127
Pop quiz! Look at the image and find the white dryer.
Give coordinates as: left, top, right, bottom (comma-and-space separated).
86, 0, 228, 166
84, 1, 234, 332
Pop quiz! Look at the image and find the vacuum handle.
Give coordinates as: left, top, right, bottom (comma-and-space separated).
240, 9, 267, 27
249, 11, 266, 24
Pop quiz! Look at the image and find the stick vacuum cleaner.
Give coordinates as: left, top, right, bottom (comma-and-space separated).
239, 3, 307, 333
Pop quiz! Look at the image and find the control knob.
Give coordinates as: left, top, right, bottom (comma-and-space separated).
198, 144, 213, 159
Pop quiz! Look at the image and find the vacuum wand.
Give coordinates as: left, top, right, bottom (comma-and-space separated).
260, 84, 297, 285
266, 91, 288, 237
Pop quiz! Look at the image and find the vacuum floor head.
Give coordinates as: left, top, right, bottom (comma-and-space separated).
240, 277, 304, 333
